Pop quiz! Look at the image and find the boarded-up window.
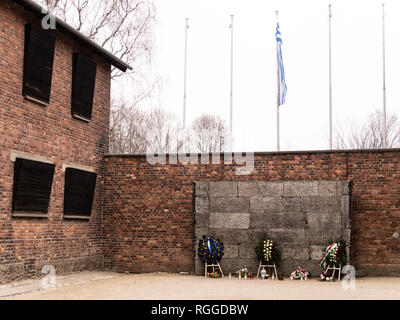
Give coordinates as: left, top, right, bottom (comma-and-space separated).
12, 158, 55, 214
63, 168, 97, 217
23, 24, 56, 104
71, 53, 97, 121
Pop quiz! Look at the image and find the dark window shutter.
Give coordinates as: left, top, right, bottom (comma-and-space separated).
23, 24, 56, 104
64, 168, 97, 217
12, 158, 55, 213
71, 53, 97, 120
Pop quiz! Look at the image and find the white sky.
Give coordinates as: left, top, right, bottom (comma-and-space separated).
115, 0, 400, 152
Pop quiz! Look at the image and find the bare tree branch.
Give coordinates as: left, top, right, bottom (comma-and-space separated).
190, 114, 229, 153
334, 110, 400, 149
37, 0, 156, 80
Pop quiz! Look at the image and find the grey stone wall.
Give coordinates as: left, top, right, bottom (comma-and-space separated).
194, 181, 351, 277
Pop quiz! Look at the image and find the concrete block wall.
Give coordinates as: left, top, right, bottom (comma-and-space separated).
194, 181, 351, 277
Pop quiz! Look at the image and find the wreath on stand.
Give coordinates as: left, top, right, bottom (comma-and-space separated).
197, 236, 224, 263
255, 237, 280, 265
319, 240, 347, 281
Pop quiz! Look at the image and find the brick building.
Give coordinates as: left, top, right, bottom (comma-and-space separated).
0, 0, 130, 282
1, 0, 399, 284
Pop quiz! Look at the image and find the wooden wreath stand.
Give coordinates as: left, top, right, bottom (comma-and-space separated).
324, 265, 342, 280
205, 261, 224, 278
257, 261, 278, 279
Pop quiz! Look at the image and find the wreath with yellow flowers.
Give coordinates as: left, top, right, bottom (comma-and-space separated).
255, 237, 281, 264
197, 236, 224, 263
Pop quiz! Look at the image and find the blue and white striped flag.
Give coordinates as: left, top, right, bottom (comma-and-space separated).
276, 23, 287, 106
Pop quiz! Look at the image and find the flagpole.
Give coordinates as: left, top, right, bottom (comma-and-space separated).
183, 18, 189, 130
329, 5, 333, 150
229, 14, 234, 139
276, 11, 280, 151
382, 3, 387, 148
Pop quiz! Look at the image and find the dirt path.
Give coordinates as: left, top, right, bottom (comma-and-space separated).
2, 272, 400, 300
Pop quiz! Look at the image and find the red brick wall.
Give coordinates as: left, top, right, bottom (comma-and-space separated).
0, 1, 111, 281
103, 151, 400, 276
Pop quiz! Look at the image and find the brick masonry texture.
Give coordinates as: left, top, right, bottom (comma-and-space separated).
103, 150, 400, 277
0, 2, 111, 283
194, 181, 351, 277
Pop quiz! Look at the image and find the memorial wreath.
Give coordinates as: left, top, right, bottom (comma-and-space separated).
255, 237, 280, 264
197, 236, 224, 264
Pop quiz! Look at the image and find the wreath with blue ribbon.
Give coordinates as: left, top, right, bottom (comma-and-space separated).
197, 236, 224, 263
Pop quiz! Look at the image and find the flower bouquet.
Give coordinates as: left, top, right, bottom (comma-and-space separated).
290, 267, 309, 280
207, 271, 222, 278
236, 268, 251, 279
320, 273, 334, 281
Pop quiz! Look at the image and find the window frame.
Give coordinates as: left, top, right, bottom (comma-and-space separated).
11, 156, 55, 218
62, 166, 97, 220
22, 23, 56, 106
70, 53, 97, 122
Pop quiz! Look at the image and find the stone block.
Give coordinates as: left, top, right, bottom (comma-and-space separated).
209, 212, 250, 229
281, 246, 309, 260
194, 256, 205, 276
306, 229, 341, 245
210, 182, 237, 197
238, 181, 283, 197
341, 195, 350, 229
239, 245, 257, 259
195, 197, 209, 213
310, 245, 325, 261
341, 195, 350, 213
318, 181, 339, 196
209, 229, 266, 246
250, 212, 284, 229
307, 211, 341, 230
195, 214, 208, 228
283, 197, 302, 211
219, 258, 259, 274
210, 197, 249, 213
238, 181, 260, 197
340, 181, 350, 195
250, 197, 282, 213
268, 229, 306, 245
301, 196, 341, 212
195, 182, 209, 197
284, 211, 307, 229
283, 181, 318, 196
195, 228, 209, 240
224, 245, 239, 259
342, 228, 351, 246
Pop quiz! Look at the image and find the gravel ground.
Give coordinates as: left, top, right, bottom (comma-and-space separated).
2, 272, 400, 300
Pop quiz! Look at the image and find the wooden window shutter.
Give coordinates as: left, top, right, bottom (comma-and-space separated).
12, 158, 55, 213
63, 168, 97, 217
23, 24, 56, 104
71, 53, 97, 121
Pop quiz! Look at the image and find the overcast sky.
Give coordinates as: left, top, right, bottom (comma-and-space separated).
116, 0, 400, 152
